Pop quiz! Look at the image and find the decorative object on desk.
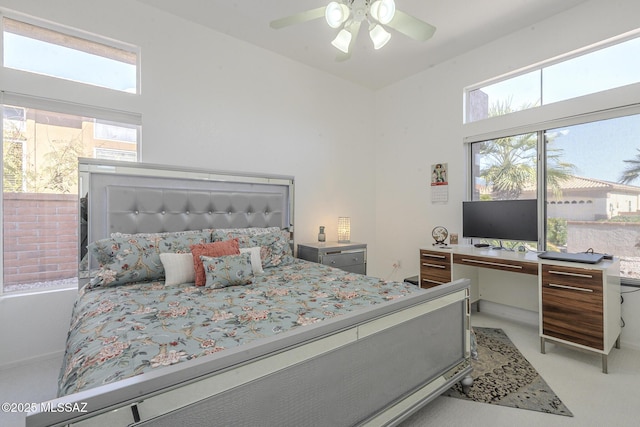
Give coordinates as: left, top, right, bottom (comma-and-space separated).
337, 217, 351, 243
449, 232, 458, 245
318, 226, 326, 242
443, 327, 573, 417
432, 226, 448, 246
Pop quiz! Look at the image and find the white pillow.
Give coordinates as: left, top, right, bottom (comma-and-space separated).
159, 253, 196, 285
240, 247, 264, 275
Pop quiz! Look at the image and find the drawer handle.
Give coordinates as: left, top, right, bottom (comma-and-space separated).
422, 262, 446, 269
422, 278, 447, 285
422, 253, 446, 259
460, 258, 522, 270
547, 269, 593, 279
548, 283, 593, 293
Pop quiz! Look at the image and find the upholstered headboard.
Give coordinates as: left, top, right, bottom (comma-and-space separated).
104, 186, 286, 235
79, 158, 294, 278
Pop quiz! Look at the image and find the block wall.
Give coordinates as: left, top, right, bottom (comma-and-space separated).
3, 193, 77, 285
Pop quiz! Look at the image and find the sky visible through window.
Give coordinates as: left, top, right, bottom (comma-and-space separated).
3, 32, 136, 93
547, 115, 640, 184
478, 36, 640, 110
476, 35, 640, 185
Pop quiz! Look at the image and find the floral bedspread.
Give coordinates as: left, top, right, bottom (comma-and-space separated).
58, 260, 421, 396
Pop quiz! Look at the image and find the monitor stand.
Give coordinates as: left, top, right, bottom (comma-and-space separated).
491, 240, 511, 251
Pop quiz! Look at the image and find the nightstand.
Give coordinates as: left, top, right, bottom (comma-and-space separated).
297, 242, 367, 274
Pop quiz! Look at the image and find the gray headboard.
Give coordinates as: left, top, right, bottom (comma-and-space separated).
79, 158, 294, 277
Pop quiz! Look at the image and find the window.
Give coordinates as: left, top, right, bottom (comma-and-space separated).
465, 30, 640, 284
544, 116, 640, 280
467, 33, 640, 123
94, 119, 138, 143
2, 16, 138, 93
1, 102, 139, 294
467, 108, 640, 283
1, 12, 141, 295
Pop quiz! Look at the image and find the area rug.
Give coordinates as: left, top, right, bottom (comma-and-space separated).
443, 327, 573, 417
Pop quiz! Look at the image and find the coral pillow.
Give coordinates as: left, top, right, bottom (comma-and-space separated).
190, 239, 240, 286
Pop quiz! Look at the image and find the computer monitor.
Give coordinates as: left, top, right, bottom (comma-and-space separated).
462, 199, 538, 242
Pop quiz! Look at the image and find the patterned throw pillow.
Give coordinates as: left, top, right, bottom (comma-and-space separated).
88, 230, 210, 287
190, 239, 240, 286
213, 230, 294, 268
201, 253, 253, 288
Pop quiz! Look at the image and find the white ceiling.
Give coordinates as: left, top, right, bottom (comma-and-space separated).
136, 0, 590, 89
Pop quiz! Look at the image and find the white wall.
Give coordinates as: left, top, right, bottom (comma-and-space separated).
372, 0, 640, 349
0, 0, 376, 367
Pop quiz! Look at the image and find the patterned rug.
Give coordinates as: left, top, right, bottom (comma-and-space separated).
443, 327, 573, 417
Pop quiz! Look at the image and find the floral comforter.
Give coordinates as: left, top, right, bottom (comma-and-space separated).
58, 260, 421, 396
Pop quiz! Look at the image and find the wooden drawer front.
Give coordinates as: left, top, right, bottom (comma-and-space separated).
420, 250, 451, 288
541, 265, 604, 350
453, 254, 537, 275
322, 251, 365, 269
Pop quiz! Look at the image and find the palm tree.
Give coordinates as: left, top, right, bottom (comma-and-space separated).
619, 149, 640, 184
478, 99, 575, 199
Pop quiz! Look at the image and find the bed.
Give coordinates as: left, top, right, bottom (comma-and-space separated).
27, 159, 472, 427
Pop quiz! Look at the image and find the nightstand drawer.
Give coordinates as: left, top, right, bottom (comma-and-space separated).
322, 251, 365, 269
297, 242, 367, 275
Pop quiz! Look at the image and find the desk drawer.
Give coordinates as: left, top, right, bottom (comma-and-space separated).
420, 250, 451, 288
541, 264, 604, 349
453, 254, 537, 275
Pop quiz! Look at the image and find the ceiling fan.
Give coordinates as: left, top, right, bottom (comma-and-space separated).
270, 0, 436, 60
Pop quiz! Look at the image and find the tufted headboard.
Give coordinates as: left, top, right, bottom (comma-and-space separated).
104, 186, 286, 235
79, 158, 294, 280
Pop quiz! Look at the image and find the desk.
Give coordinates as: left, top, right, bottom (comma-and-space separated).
419, 245, 621, 372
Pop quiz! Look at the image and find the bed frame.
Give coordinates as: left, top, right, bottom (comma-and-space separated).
27, 159, 472, 426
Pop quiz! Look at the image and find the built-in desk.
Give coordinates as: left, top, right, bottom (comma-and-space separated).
419, 245, 621, 372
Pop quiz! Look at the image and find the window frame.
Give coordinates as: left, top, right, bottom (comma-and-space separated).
464, 29, 640, 286
464, 28, 640, 124
1, 94, 141, 295
0, 9, 142, 297
1, 11, 140, 94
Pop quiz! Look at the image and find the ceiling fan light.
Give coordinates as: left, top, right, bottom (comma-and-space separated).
369, 24, 391, 49
325, 2, 350, 28
369, 0, 396, 25
331, 28, 352, 53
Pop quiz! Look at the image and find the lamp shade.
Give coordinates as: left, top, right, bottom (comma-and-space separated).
369, 24, 391, 49
325, 2, 350, 28
331, 29, 352, 53
338, 217, 351, 243
369, 0, 396, 25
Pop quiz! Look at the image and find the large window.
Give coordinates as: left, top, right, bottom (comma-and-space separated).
1, 12, 141, 295
466, 28, 640, 283
470, 114, 640, 282
1, 102, 139, 293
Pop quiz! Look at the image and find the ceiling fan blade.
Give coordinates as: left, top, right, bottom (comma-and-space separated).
269, 7, 326, 29
335, 20, 361, 62
386, 10, 436, 41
